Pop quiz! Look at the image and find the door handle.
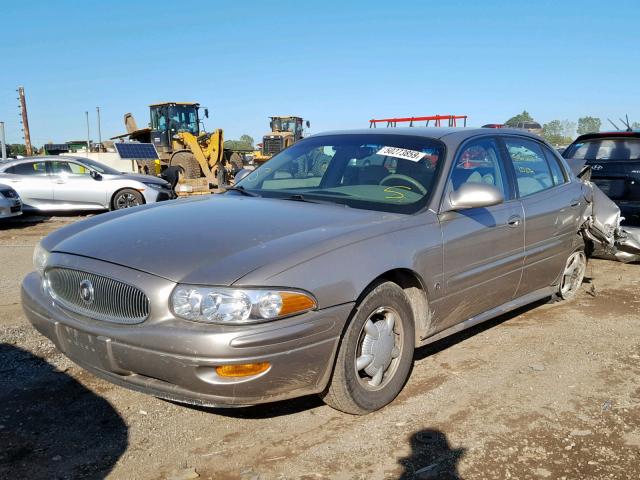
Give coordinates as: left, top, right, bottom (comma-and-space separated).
8, 179, 20, 183
507, 215, 522, 228
570, 198, 580, 208
55, 179, 66, 184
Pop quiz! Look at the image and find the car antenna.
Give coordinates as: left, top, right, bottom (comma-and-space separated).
608, 118, 620, 131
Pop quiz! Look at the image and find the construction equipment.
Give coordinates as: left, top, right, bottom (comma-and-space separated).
369, 115, 468, 128
113, 102, 243, 188
254, 116, 309, 164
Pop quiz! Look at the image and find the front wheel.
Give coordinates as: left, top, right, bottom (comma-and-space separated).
111, 188, 144, 210
322, 281, 415, 414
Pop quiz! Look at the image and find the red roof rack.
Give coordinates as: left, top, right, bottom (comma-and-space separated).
369, 115, 468, 128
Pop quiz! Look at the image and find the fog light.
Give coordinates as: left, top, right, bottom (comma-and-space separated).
215, 362, 270, 377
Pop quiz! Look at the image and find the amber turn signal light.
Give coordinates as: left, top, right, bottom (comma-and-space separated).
279, 292, 316, 316
215, 362, 270, 377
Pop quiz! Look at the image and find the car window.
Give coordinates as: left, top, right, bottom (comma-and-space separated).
262, 146, 333, 190
449, 138, 509, 198
6, 161, 47, 176
504, 138, 554, 197
51, 161, 90, 175
563, 138, 640, 161
541, 146, 567, 185
236, 134, 445, 214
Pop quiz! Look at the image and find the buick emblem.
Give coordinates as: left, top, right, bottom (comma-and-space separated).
79, 279, 95, 305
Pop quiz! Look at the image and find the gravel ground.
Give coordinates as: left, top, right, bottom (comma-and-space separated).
1, 213, 639, 480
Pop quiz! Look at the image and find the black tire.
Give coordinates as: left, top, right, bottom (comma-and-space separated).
170, 151, 201, 179
322, 281, 415, 415
111, 188, 144, 211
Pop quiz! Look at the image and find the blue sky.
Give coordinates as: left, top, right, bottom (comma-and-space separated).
2, 0, 639, 146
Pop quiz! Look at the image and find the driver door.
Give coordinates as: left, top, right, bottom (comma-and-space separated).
436, 137, 525, 330
50, 160, 107, 208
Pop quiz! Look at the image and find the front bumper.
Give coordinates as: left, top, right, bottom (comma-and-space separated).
143, 187, 176, 204
22, 270, 352, 407
0, 198, 22, 218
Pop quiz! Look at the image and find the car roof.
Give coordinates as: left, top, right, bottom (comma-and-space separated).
0, 155, 90, 167
309, 127, 544, 142
573, 131, 640, 142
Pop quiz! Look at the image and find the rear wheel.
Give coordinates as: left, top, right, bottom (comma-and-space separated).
558, 249, 587, 300
322, 281, 415, 414
111, 188, 144, 210
170, 151, 201, 179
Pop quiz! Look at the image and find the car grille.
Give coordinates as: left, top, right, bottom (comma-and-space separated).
263, 136, 284, 155
45, 268, 150, 324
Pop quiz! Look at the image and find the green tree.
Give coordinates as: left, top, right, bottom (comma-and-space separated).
577, 116, 601, 135
7, 144, 29, 157
239, 134, 254, 148
542, 120, 573, 145
505, 110, 534, 127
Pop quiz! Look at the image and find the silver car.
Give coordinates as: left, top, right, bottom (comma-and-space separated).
0, 183, 22, 218
0, 156, 174, 211
22, 128, 594, 414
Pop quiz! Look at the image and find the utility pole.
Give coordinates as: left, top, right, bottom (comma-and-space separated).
0, 122, 7, 160
96, 106, 102, 151
17, 86, 33, 156
85, 111, 90, 153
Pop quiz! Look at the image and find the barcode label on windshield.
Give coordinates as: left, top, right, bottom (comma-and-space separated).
377, 146, 426, 162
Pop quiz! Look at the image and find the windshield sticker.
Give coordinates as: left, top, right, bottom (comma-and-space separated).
377, 146, 426, 162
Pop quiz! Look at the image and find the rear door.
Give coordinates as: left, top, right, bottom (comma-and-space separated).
50, 160, 107, 208
501, 137, 582, 296
1, 161, 53, 209
437, 136, 525, 330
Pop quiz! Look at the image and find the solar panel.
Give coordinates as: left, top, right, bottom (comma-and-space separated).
115, 143, 159, 159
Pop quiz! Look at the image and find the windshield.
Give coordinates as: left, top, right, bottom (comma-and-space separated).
75, 158, 120, 174
236, 134, 445, 213
168, 105, 199, 135
273, 118, 300, 134
564, 138, 640, 161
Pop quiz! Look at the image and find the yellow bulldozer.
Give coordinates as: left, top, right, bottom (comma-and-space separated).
253, 116, 309, 164
115, 102, 244, 189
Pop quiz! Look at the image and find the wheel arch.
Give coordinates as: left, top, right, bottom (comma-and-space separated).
356, 268, 431, 345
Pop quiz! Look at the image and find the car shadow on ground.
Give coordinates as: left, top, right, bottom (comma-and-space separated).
0, 211, 93, 231
398, 428, 465, 479
0, 344, 128, 479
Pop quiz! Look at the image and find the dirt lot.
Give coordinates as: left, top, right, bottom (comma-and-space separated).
1, 214, 639, 480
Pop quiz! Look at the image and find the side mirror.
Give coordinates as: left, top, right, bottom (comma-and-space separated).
447, 183, 503, 211
90, 170, 102, 180
306, 121, 311, 128
204, 108, 209, 118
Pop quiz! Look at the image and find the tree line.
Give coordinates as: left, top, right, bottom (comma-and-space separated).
505, 110, 639, 146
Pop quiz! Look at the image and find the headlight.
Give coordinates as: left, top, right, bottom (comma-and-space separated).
33, 242, 50, 276
170, 286, 316, 324
143, 182, 168, 190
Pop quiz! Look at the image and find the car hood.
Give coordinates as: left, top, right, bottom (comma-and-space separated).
47, 195, 404, 284
105, 173, 167, 185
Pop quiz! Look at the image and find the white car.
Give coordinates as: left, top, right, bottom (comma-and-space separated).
0, 183, 22, 218
0, 156, 175, 211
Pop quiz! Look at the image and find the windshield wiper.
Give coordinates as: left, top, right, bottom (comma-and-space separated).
281, 193, 349, 207
224, 186, 260, 197
282, 194, 317, 203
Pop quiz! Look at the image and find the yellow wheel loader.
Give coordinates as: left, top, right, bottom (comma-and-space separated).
253, 116, 309, 164
116, 102, 244, 191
